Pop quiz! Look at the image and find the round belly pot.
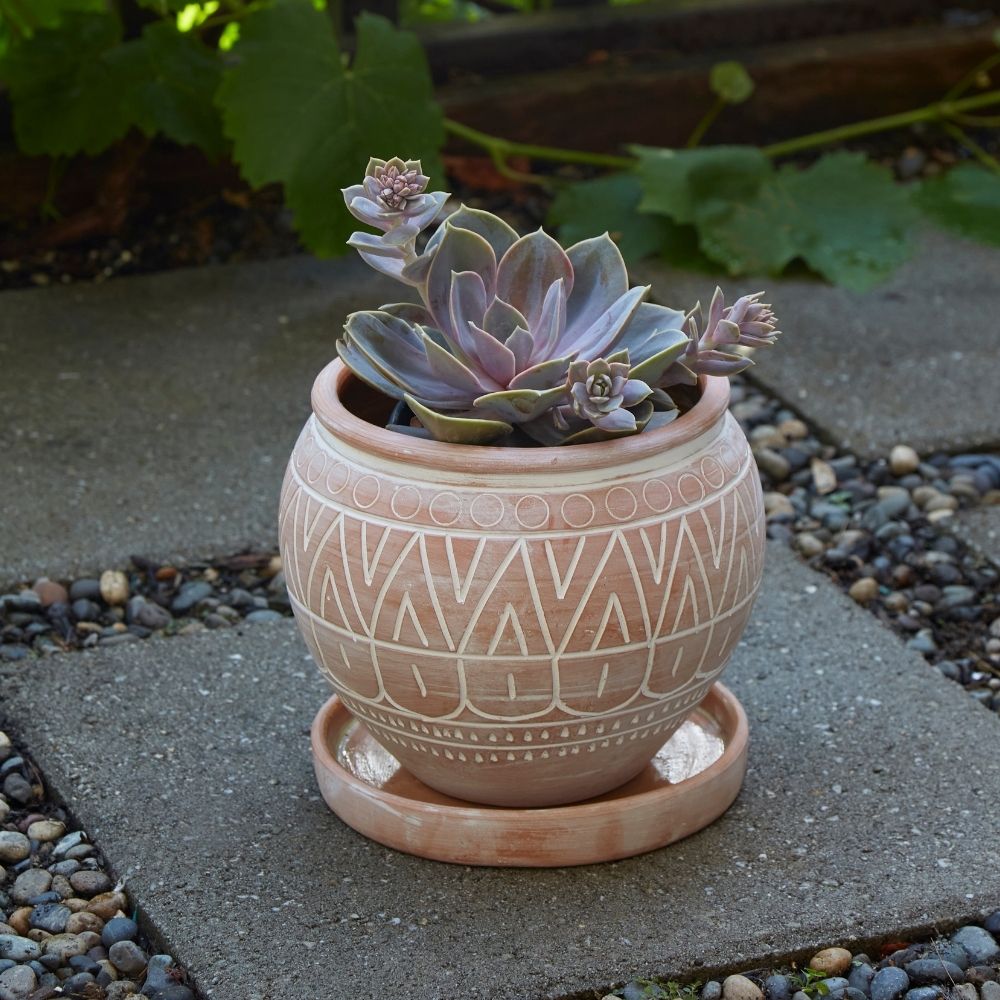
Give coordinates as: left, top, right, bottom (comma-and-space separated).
279, 359, 765, 808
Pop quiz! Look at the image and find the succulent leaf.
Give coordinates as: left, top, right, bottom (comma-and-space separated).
474, 385, 567, 423
497, 230, 574, 331
564, 235, 629, 333
404, 394, 512, 444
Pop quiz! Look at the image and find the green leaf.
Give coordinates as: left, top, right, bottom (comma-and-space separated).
630, 145, 772, 224
547, 173, 674, 263
697, 152, 915, 290
217, 2, 444, 256
0, 10, 133, 156
108, 20, 225, 156
915, 162, 1000, 247
0, 0, 104, 38
778, 152, 915, 289
709, 60, 754, 104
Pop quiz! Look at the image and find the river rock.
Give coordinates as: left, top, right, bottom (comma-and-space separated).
724, 975, 764, 1000
0, 935, 41, 962
905, 960, 965, 985
811, 950, 855, 978
0, 833, 30, 864
952, 927, 999, 966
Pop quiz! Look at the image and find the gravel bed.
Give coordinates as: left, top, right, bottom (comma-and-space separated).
607, 921, 1000, 1000
0, 554, 289, 661
726, 376, 1000, 708
0, 730, 194, 1000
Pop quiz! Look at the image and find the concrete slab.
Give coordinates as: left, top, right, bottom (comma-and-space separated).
634, 230, 1000, 461
0, 256, 395, 585
954, 506, 1000, 566
3, 545, 999, 999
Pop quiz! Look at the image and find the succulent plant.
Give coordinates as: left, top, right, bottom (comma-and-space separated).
339, 158, 781, 445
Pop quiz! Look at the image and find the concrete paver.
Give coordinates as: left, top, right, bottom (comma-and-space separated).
0, 256, 394, 585
955, 507, 1000, 567
635, 230, 1000, 461
2, 546, 999, 1000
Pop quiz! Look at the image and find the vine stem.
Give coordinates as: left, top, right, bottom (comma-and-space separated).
940, 120, 1000, 174
443, 88, 1000, 172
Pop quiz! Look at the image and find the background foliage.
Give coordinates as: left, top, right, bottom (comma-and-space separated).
1, 0, 999, 289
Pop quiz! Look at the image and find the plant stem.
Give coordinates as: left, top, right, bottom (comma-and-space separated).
943, 51, 1000, 102
761, 90, 1000, 158
443, 119, 633, 170
685, 96, 726, 149
940, 120, 1000, 174
445, 89, 1000, 178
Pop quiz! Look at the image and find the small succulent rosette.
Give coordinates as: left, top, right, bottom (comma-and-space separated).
339, 157, 781, 445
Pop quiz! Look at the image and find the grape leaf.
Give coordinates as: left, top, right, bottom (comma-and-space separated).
108, 21, 225, 157
915, 163, 1000, 247
547, 174, 674, 262
0, 0, 104, 37
696, 152, 915, 290
548, 172, 714, 270
217, 1, 444, 256
777, 152, 915, 289
694, 175, 800, 276
630, 144, 771, 224
0, 10, 133, 156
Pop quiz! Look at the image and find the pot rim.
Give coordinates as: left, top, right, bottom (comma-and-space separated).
312, 359, 730, 476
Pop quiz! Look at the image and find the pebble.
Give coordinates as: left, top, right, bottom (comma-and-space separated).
0, 935, 40, 961
703, 982, 723, 1000
904, 959, 965, 985
765, 975, 793, 1000
99, 570, 130, 606
101, 917, 138, 949
170, 581, 213, 614
244, 609, 284, 623
953, 987, 979, 1000
10, 870, 51, 905
905, 989, 944, 1000
43, 933, 85, 963
127, 597, 172, 631
0, 963, 36, 999
69, 871, 112, 897
822, 978, 850, 995
0, 834, 30, 865
811, 949, 854, 977
952, 926, 999, 965
755, 448, 791, 481
724, 975, 764, 1000
984, 911, 1000, 935
108, 939, 148, 976
848, 963, 875, 995
26, 820, 64, 843
29, 903, 70, 934
890, 445, 921, 476
52, 832, 86, 859
872, 967, 910, 1000
31, 579, 68, 609
106, 982, 139, 999
982, 984, 1000, 1000
3, 774, 33, 805
68, 580, 101, 602
795, 533, 826, 558
849, 577, 879, 604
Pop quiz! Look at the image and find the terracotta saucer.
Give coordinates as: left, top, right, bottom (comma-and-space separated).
311, 683, 748, 867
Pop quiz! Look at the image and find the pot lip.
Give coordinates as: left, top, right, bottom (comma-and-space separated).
311, 359, 730, 476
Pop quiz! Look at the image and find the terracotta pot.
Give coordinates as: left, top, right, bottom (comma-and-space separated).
279, 360, 765, 807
